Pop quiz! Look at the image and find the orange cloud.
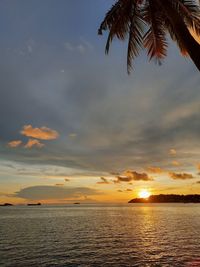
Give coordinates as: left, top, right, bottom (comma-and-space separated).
169, 149, 177, 155
126, 188, 132, 192
24, 139, 44, 149
124, 170, 153, 181
169, 172, 193, 180
197, 164, 200, 171
172, 161, 181, 166
21, 125, 59, 140
110, 172, 120, 176
146, 166, 164, 173
97, 177, 110, 184
7, 140, 22, 148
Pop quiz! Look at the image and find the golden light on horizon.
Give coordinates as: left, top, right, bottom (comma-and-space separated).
138, 189, 151, 199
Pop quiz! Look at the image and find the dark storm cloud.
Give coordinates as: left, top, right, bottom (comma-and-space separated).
12, 186, 100, 200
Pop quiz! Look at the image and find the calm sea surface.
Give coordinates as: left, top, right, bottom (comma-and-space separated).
0, 204, 200, 267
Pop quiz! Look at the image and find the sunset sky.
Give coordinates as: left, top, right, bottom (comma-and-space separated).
0, 0, 200, 204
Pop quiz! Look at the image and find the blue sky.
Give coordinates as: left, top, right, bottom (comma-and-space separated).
0, 0, 200, 203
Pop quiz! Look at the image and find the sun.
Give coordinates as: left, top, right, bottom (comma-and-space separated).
138, 189, 151, 199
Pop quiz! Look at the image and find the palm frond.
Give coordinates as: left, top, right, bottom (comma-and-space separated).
163, 16, 188, 56
127, 5, 145, 73
98, 0, 200, 72
169, 0, 200, 35
99, 0, 135, 54
98, 0, 123, 35
143, 0, 168, 63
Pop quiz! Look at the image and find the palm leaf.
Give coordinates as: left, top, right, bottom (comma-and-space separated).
127, 4, 145, 73
143, 0, 168, 63
169, 0, 200, 35
101, 0, 135, 54
163, 16, 188, 56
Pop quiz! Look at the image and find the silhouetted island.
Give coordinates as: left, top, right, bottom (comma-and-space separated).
27, 203, 41, 206
128, 194, 200, 203
0, 203, 13, 206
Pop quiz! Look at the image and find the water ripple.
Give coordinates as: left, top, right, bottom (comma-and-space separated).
0, 204, 200, 266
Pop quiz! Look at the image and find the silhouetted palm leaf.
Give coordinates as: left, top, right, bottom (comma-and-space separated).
99, 0, 200, 72
127, 4, 145, 73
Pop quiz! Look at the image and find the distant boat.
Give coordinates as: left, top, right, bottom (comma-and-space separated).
74, 202, 80, 204
0, 203, 13, 206
27, 203, 41, 206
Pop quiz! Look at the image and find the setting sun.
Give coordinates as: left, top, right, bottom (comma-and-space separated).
138, 189, 151, 199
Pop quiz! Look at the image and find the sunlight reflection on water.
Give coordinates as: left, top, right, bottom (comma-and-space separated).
0, 204, 200, 266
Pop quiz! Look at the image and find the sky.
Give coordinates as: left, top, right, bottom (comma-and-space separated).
0, 0, 200, 204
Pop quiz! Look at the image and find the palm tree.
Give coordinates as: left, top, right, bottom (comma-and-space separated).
98, 0, 200, 73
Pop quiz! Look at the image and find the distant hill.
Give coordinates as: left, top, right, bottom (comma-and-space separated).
128, 194, 200, 203
0, 203, 13, 206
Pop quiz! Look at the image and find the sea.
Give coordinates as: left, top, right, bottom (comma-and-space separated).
0, 204, 200, 267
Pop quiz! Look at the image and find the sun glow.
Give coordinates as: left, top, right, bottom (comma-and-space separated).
138, 189, 150, 199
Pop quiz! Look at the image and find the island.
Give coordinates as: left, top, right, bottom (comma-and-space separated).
27, 203, 41, 206
128, 194, 200, 203
0, 203, 13, 206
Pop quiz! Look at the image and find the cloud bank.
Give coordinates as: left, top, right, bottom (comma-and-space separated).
13, 185, 100, 200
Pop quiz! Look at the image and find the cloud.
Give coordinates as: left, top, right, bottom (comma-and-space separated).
55, 184, 64, 186
68, 133, 77, 138
124, 170, 153, 181
13, 185, 100, 200
197, 164, 200, 171
65, 42, 86, 53
24, 139, 44, 149
117, 190, 123, 192
7, 140, 22, 148
64, 42, 74, 51
110, 172, 120, 176
169, 172, 194, 180
65, 178, 70, 182
114, 170, 153, 183
114, 176, 132, 183
64, 39, 93, 54
77, 44, 85, 54
196, 181, 200, 184
172, 161, 181, 166
146, 166, 164, 173
97, 177, 110, 184
126, 188, 132, 192
0, 1, 199, 182
169, 149, 177, 155
21, 125, 59, 140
